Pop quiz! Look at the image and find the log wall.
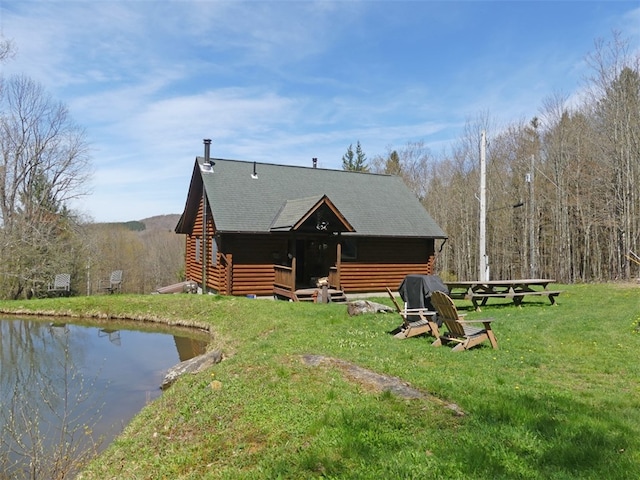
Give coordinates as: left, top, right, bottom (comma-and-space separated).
184, 235, 199, 283
340, 262, 433, 292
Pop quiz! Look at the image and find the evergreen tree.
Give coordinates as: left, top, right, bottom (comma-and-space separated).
384, 150, 402, 175
342, 141, 369, 172
341, 144, 354, 170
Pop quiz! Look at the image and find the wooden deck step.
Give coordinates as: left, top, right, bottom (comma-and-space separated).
295, 287, 348, 303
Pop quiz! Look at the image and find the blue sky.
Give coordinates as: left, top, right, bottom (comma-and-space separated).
1, 1, 638, 222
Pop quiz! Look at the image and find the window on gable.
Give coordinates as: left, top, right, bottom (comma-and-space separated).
195, 238, 201, 263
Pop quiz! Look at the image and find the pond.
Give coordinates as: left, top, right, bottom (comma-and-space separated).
0, 316, 209, 478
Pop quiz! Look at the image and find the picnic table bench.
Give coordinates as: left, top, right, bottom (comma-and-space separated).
445, 279, 563, 311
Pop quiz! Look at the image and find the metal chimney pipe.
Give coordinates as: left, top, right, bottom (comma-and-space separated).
204, 139, 211, 163
312, 157, 317, 168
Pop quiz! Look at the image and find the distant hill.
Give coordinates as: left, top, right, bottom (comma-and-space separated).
140, 214, 181, 232
94, 214, 181, 232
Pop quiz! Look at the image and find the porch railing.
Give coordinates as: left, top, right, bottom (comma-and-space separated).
328, 266, 340, 290
274, 258, 296, 300
274, 259, 343, 301
274, 264, 294, 290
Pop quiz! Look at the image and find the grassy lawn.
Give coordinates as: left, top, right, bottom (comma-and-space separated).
1, 283, 639, 479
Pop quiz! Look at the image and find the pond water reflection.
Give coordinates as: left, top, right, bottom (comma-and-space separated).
0, 317, 209, 477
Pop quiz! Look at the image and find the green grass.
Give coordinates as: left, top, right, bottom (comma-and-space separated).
1, 283, 639, 479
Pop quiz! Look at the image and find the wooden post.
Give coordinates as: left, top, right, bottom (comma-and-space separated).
290, 257, 297, 292
225, 253, 232, 295
336, 241, 342, 290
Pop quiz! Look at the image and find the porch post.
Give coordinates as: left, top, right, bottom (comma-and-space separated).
336, 241, 342, 289
225, 253, 233, 295
291, 237, 297, 292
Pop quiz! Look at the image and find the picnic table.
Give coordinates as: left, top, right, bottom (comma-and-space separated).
444, 279, 562, 311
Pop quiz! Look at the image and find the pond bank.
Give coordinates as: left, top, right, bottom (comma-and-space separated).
0, 310, 214, 479
0, 305, 215, 334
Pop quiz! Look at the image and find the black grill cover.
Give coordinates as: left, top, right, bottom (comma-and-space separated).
398, 274, 449, 311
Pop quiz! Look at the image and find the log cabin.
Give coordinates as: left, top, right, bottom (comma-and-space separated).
175, 140, 447, 301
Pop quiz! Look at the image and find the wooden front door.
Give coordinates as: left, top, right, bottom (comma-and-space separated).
295, 237, 336, 288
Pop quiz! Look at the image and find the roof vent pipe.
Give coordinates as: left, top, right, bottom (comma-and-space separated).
201, 139, 214, 173
203, 139, 211, 163
251, 161, 258, 179
312, 157, 317, 168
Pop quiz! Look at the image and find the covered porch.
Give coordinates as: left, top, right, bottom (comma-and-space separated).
270, 194, 352, 302
274, 257, 346, 302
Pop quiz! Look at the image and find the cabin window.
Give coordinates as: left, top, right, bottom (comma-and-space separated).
341, 238, 357, 260
195, 238, 201, 263
211, 238, 218, 266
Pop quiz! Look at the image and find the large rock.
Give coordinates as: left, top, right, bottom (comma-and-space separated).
161, 349, 223, 390
347, 300, 395, 316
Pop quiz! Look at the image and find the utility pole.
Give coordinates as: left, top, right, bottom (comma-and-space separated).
479, 131, 488, 281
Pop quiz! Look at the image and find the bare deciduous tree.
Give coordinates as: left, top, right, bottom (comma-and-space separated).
0, 35, 15, 64
586, 32, 640, 279
0, 75, 91, 298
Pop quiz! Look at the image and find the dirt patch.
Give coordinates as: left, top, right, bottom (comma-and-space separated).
301, 354, 464, 416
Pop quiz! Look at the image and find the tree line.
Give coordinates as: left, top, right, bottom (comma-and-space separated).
344, 33, 639, 283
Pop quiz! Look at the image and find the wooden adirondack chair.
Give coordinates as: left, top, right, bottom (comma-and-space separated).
386, 284, 441, 343
99, 270, 123, 294
395, 307, 442, 343
430, 291, 498, 351
47, 273, 71, 296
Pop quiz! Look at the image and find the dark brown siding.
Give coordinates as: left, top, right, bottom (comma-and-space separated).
350, 237, 432, 263
224, 235, 288, 264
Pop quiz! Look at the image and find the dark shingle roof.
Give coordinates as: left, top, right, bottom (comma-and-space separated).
186, 157, 446, 238
269, 195, 325, 231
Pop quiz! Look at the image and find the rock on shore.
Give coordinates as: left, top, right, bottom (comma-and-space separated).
161, 349, 223, 390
